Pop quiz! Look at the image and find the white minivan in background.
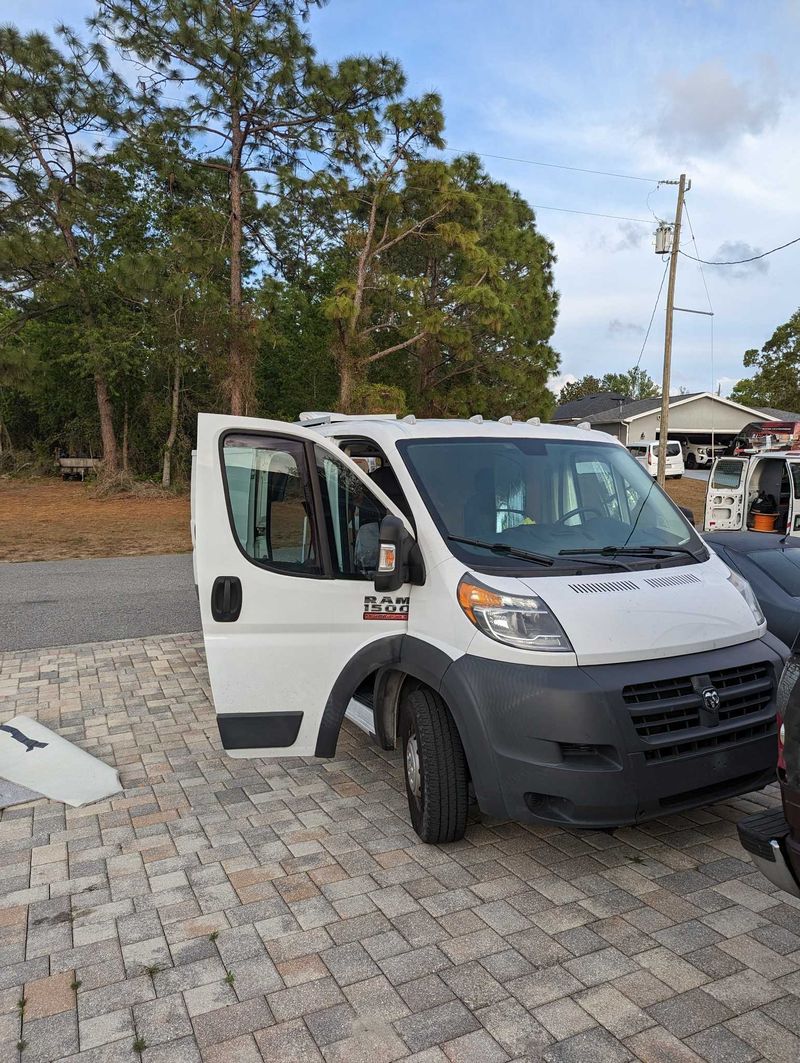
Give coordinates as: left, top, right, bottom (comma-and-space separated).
192, 413, 783, 843
628, 439, 684, 479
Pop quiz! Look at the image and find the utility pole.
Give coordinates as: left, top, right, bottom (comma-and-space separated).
656, 173, 689, 487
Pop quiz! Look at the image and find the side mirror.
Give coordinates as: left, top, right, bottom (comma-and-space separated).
374, 514, 425, 592
679, 505, 695, 525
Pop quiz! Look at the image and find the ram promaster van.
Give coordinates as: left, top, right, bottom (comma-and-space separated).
193, 413, 787, 843
704, 452, 800, 537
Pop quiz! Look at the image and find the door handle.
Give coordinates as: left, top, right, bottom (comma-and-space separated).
211, 576, 242, 622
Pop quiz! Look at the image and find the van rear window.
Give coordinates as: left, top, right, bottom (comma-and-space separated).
712, 460, 744, 490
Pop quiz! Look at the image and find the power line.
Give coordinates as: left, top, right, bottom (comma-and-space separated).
443, 146, 658, 184
679, 201, 718, 410
683, 205, 713, 315
634, 258, 670, 371
526, 204, 651, 224
679, 235, 800, 265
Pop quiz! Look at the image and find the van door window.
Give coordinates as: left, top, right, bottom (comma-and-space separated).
315, 447, 387, 578
222, 435, 319, 573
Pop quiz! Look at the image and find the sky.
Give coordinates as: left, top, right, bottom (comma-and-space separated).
7, 0, 800, 400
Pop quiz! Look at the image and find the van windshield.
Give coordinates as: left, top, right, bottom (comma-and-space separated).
398, 437, 705, 572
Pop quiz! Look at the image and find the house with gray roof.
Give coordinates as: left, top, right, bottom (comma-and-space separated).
553, 390, 800, 447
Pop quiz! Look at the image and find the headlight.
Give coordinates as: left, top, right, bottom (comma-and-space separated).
457, 575, 573, 652
727, 569, 766, 626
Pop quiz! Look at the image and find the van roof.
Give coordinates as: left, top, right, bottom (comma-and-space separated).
298, 413, 619, 445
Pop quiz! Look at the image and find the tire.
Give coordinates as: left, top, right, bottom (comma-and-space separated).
399, 687, 468, 844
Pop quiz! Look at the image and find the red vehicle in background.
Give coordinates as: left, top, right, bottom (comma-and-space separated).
727, 421, 800, 456
738, 637, 800, 898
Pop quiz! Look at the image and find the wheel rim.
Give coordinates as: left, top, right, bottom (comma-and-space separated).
406, 731, 421, 800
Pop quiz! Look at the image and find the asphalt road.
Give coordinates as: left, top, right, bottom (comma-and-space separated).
684, 468, 711, 481
0, 554, 200, 652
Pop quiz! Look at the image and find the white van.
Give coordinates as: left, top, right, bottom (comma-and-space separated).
628, 439, 684, 478
704, 451, 800, 535
193, 413, 785, 843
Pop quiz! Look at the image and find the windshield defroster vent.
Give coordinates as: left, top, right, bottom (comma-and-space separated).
569, 580, 639, 594
644, 573, 701, 588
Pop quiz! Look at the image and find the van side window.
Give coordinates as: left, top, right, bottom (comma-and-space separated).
221, 435, 320, 573
315, 447, 387, 578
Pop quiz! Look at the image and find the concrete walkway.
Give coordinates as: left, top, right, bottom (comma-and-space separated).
1, 633, 799, 1062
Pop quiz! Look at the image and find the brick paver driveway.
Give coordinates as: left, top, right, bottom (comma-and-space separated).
2, 634, 800, 1063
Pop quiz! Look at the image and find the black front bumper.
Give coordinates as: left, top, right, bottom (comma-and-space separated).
441, 634, 787, 828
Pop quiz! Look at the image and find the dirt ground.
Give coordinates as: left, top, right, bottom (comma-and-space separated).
0, 474, 707, 564
665, 474, 706, 518
0, 479, 191, 562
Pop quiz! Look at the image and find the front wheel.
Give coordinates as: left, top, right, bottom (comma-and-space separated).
399, 688, 468, 844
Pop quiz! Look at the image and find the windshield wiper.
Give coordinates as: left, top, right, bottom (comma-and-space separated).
561, 545, 701, 560
448, 535, 630, 571
447, 534, 554, 567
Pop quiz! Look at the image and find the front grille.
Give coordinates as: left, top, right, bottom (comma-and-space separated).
622, 661, 774, 758
643, 719, 775, 762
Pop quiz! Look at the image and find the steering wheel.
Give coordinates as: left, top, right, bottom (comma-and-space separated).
555, 506, 602, 526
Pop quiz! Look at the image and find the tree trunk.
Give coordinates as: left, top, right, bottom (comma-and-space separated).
95, 373, 118, 472
229, 123, 244, 416
337, 354, 357, 410
162, 361, 181, 488
122, 400, 129, 473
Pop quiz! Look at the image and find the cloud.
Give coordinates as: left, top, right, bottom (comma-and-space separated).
608, 319, 645, 337
615, 222, 648, 251
651, 60, 785, 152
584, 221, 651, 255
549, 372, 576, 397
716, 376, 741, 396
707, 240, 770, 279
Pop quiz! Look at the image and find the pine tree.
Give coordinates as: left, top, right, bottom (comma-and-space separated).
95, 0, 403, 414
0, 27, 129, 469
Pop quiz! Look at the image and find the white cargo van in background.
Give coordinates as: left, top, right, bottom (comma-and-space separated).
628, 439, 684, 479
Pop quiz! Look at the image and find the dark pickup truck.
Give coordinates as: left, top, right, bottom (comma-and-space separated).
738, 636, 800, 897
